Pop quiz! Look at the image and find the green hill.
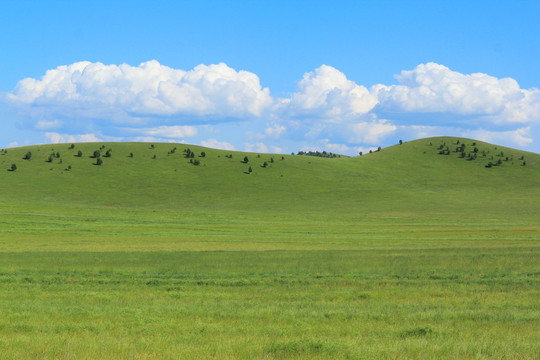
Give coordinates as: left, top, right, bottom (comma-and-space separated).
0, 137, 539, 359
1, 136, 539, 218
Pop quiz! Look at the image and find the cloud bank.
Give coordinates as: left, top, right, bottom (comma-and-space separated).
3, 61, 539, 154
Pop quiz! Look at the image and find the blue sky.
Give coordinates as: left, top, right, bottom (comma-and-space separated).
1, 0, 539, 155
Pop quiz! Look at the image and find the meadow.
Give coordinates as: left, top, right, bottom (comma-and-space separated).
0, 137, 538, 359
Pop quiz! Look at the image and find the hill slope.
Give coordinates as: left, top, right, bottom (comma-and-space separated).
0, 137, 539, 359
1, 136, 539, 219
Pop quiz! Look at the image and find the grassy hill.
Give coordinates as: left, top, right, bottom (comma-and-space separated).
0, 137, 539, 359
1, 136, 539, 216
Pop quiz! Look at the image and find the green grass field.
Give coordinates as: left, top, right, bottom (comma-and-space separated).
0, 137, 539, 359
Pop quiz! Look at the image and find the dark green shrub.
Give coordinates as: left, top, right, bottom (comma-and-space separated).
9, 163, 16, 171
96, 158, 103, 166
76, 150, 83, 157
23, 152, 32, 160
243, 156, 249, 163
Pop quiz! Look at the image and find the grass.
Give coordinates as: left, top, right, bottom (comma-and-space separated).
0, 137, 539, 358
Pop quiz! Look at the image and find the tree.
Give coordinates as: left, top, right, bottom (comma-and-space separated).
270, 157, 274, 163
76, 150, 83, 157
104, 149, 112, 157
46, 155, 53, 163
96, 158, 103, 166
69, 144, 75, 149
92, 150, 100, 158
23, 152, 32, 160
262, 162, 268, 168
248, 166, 252, 173
129, 152, 133, 158
399, 140, 403, 145
243, 156, 249, 163
377, 147, 381, 152
359, 152, 362, 156
200, 151, 206, 157
9, 163, 16, 171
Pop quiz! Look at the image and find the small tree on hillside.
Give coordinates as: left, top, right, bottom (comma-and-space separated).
243, 156, 249, 163
76, 150, 83, 157
248, 166, 253, 173
23, 152, 32, 160
92, 150, 100, 158
96, 158, 103, 166
9, 163, 16, 171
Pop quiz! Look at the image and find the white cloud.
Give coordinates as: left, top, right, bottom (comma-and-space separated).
45, 132, 101, 143
3, 61, 540, 153
244, 142, 268, 153
348, 119, 397, 144
283, 65, 378, 119
130, 125, 197, 138
374, 62, 540, 124
462, 127, 533, 147
6, 60, 273, 123
264, 123, 286, 138
201, 138, 235, 151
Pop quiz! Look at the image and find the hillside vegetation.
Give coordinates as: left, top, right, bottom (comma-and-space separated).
0, 137, 539, 359
1, 136, 539, 217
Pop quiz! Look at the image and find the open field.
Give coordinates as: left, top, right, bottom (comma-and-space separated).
0, 137, 539, 358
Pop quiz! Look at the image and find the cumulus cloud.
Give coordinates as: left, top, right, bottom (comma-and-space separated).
3, 61, 540, 153
282, 65, 378, 119
244, 142, 268, 153
45, 132, 101, 144
6, 60, 273, 124
264, 123, 286, 138
347, 119, 397, 144
128, 125, 197, 139
374, 62, 540, 124
201, 138, 235, 151
462, 127, 533, 147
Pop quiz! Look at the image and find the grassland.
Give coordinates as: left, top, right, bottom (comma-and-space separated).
0, 137, 539, 359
